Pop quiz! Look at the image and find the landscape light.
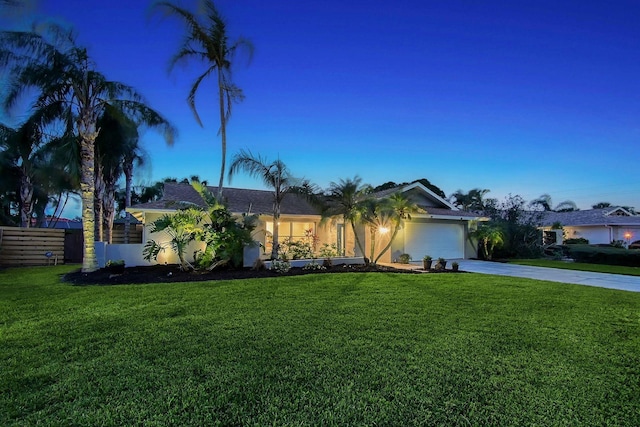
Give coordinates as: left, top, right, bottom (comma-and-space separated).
379, 226, 390, 234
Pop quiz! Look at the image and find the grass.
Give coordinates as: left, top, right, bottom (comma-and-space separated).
1, 266, 639, 426
511, 258, 640, 276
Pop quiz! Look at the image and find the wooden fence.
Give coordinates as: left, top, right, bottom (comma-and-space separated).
0, 226, 65, 267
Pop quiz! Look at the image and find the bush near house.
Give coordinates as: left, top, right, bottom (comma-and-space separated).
566, 244, 640, 267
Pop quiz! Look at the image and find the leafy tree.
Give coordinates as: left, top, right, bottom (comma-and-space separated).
489, 194, 543, 258
372, 178, 446, 199
154, 0, 253, 200
228, 150, 310, 260
1, 24, 175, 271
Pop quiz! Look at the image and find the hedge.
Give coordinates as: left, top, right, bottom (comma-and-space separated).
565, 244, 640, 267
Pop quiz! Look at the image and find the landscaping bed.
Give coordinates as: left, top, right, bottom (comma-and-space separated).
63, 263, 433, 285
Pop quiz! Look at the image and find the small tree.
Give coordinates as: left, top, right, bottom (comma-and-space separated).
471, 224, 504, 260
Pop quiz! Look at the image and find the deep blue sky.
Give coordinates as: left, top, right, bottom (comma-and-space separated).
5, 0, 640, 210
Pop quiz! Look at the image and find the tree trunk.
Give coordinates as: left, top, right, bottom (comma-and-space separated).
271, 204, 280, 260
103, 184, 116, 244
123, 163, 133, 244
80, 130, 98, 272
19, 173, 34, 228
349, 219, 367, 264
374, 225, 400, 264
216, 72, 226, 201
94, 162, 105, 242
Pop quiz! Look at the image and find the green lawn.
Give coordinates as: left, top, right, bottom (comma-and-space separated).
511, 258, 640, 276
2, 266, 639, 426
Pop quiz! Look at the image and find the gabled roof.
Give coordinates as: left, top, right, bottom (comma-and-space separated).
129, 183, 319, 216
372, 182, 457, 210
372, 182, 483, 220
540, 208, 640, 227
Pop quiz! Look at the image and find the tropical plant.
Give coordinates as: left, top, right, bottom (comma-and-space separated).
1, 24, 175, 271
153, 0, 253, 200
371, 191, 419, 264
471, 224, 505, 260
325, 176, 371, 259
143, 207, 204, 271
228, 150, 309, 260
191, 181, 257, 269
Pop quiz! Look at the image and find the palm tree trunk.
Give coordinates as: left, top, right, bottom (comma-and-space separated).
374, 225, 400, 264
216, 72, 226, 201
369, 227, 376, 264
123, 163, 133, 244
349, 219, 367, 263
271, 207, 280, 260
103, 184, 116, 244
94, 163, 105, 242
19, 173, 34, 228
80, 130, 98, 272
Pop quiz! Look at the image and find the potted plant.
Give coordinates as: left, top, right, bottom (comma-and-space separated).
398, 253, 411, 264
435, 257, 447, 270
451, 261, 459, 272
422, 255, 433, 270
105, 259, 125, 274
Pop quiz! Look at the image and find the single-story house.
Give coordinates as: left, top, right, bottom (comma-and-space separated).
539, 207, 640, 246
124, 181, 485, 266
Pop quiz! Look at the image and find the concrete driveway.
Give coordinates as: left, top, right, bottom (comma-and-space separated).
456, 260, 640, 293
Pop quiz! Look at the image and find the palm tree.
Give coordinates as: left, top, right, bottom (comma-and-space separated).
0, 103, 65, 227
228, 150, 305, 260
154, 0, 253, 200
372, 192, 419, 264
529, 194, 578, 212
450, 188, 490, 211
1, 25, 175, 271
470, 224, 504, 260
325, 176, 370, 259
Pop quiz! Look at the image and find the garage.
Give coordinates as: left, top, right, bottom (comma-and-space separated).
403, 222, 465, 259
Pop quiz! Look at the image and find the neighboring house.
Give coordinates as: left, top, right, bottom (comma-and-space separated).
539, 207, 640, 246
126, 181, 485, 265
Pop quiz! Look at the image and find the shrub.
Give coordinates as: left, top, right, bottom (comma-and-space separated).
281, 239, 314, 260
270, 259, 291, 274
398, 253, 411, 264
564, 237, 589, 245
319, 243, 341, 258
303, 260, 326, 271
566, 244, 640, 267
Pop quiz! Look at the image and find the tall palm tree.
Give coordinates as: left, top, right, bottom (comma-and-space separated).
529, 194, 578, 212
1, 25, 175, 271
325, 176, 370, 258
228, 150, 305, 260
154, 0, 253, 200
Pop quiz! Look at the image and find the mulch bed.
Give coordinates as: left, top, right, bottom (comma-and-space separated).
62, 263, 462, 286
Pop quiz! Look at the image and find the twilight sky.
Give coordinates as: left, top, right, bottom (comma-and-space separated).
4, 0, 640, 211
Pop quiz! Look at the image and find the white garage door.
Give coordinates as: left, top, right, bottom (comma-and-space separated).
404, 222, 464, 259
